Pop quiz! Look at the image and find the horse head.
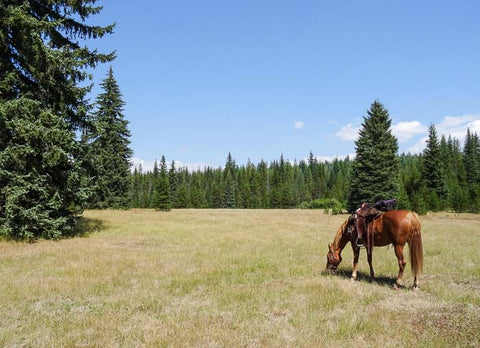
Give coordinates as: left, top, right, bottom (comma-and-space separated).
326, 243, 342, 274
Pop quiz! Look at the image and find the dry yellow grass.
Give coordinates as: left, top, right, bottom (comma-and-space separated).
1, 209, 479, 347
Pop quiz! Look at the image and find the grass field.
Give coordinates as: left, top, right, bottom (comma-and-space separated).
1, 209, 479, 347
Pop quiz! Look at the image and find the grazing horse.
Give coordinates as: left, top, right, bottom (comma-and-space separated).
326, 210, 423, 290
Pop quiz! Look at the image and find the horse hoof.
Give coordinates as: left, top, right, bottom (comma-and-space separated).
413, 286, 419, 292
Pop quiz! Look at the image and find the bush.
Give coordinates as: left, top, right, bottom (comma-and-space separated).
298, 198, 344, 214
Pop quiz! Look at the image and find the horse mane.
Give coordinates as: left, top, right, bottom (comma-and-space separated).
332, 217, 349, 249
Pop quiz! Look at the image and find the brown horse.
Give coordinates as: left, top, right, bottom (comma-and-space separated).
326, 210, 423, 289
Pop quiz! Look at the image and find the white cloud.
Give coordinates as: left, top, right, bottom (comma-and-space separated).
336, 120, 428, 143
294, 121, 304, 130
391, 121, 428, 142
131, 158, 155, 172
174, 161, 212, 172
437, 113, 480, 140
405, 136, 428, 154
401, 113, 480, 154
315, 153, 356, 162
335, 123, 359, 141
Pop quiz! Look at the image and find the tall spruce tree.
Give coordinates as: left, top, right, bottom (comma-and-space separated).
421, 124, 447, 210
222, 153, 236, 208
347, 101, 399, 212
464, 129, 480, 212
0, 1, 114, 239
155, 156, 171, 211
464, 129, 480, 185
169, 160, 177, 204
86, 67, 132, 208
0, 99, 89, 239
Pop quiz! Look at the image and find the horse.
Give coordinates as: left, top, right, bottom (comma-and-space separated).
326, 210, 423, 290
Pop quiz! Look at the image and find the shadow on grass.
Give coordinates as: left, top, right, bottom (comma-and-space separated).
70, 217, 107, 238
334, 268, 398, 288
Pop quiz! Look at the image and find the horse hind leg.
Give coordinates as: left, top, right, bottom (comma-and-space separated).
367, 229, 375, 280
393, 244, 407, 289
413, 276, 419, 291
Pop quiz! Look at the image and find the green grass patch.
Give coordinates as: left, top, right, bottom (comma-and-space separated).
1, 209, 479, 346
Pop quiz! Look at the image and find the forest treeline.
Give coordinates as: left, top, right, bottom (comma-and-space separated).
129, 128, 480, 214
2, 2, 479, 241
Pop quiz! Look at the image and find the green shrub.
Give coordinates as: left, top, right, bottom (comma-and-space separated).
298, 198, 344, 214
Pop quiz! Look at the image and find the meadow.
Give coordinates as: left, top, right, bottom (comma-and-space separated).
1, 209, 479, 347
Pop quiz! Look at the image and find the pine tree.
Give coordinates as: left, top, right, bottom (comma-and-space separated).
150, 160, 160, 208
86, 67, 132, 209
421, 124, 447, 207
155, 156, 171, 211
0, 99, 89, 239
0, 1, 114, 126
257, 160, 270, 208
130, 167, 141, 208
464, 129, 480, 212
169, 161, 177, 204
222, 153, 237, 208
222, 171, 236, 208
190, 171, 206, 208
347, 101, 399, 212
396, 174, 412, 210
174, 168, 191, 208
464, 129, 480, 185
446, 137, 468, 212
0, 1, 114, 239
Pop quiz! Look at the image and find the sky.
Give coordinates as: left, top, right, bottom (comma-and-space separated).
88, 0, 480, 171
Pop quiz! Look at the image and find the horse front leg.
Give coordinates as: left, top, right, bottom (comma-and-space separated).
393, 244, 407, 289
351, 245, 360, 281
367, 247, 374, 280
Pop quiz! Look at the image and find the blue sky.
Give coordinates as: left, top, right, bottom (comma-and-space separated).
89, 0, 480, 171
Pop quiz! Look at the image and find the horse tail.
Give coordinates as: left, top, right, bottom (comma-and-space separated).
407, 212, 423, 277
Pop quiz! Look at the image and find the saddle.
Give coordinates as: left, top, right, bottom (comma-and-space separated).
355, 199, 396, 248
357, 199, 396, 219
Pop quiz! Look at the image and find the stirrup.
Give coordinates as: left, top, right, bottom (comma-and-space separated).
356, 242, 366, 248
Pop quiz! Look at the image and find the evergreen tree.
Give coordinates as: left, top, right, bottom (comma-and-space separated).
396, 174, 412, 210
421, 124, 447, 207
222, 154, 237, 208
155, 156, 171, 211
257, 160, 270, 208
0, 1, 114, 126
446, 137, 468, 212
130, 167, 140, 208
246, 160, 260, 208
86, 67, 132, 208
464, 129, 480, 185
174, 169, 191, 208
347, 101, 399, 212
0, 1, 114, 239
169, 161, 178, 204
190, 171, 206, 208
224, 153, 236, 179
150, 160, 160, 208
0, 99, 89, 239
222, 171, 236, 208
464, 129, 480, 212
